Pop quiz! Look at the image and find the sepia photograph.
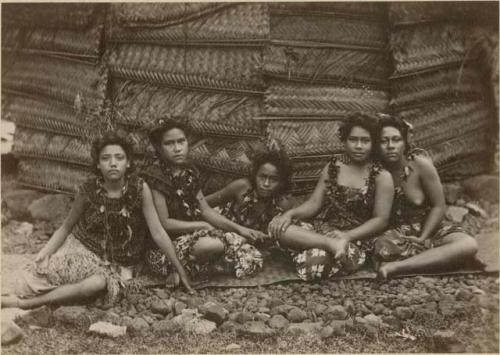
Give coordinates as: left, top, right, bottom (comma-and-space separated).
1, 1, 498, 353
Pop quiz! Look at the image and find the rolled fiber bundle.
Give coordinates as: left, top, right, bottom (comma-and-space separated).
109, 3, 269, 43
109, 44, 264, 93
2, 3, 100, 30
397, 100, 493, 148
264, 82, 389, 117
266, 120, 345, 156
390, 24, 466, 76
17, 158, 90, 194
2, 25, 104, 59
13, 127, 92, 166
271, 2, 386, 18
5, 96, 91, 138
112, 80, 263, 138
271, 13, 386, 49
390, 66, 486, 109
2, 55, 108, 114
263, 45, 389, 86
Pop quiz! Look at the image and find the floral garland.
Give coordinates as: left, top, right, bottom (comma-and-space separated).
159, 160, 202, 219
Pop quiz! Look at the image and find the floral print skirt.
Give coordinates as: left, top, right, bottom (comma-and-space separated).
374, 221, 466, 262
274, 221, 371, 281
146, 229, 263, 279
17, 234, 142, 306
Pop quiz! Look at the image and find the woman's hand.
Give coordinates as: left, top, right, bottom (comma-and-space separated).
331, 230, 350, 260
269, 212, 292, 239
238, 227, 267, 244
196, 221, 215, 231
179, 273, 195, 295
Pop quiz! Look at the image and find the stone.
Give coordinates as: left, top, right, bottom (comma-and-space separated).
443, 183, 463, 204
2, 189, 44, 220
152, 319, 181, 335
236, 311, 254, 324
394, 307, 413, 320
18, 306, 52, 327
271, 304, 294, 316
455, 288, 473, 301
268, 315, 289, 329
151, 300, 171, 316
364, 314, 384, 328
287, 308, 308, 323
326, 305, 348, 320
372, 303, 385, 315
220, 321, 242, 332
255, 312, 271, 322
102, 311, 121, 325
433, 330, 465, 352
462, 175, 499, 202
28, 194, 72, 224
127, 318, 150, 335
257, 307, 270, 314
343, 299, 355, 314
225, 343, 241, 351
465, 202, 488, 218
382, 315, 401, 329
186, 296, 204, 310
199, 301, 228, 325
239, 321, 275, 338
153, 288, 169, 299
286, 322, 322, 336
184, 318, 216, 334
174, 301, 187, 315
329, 320, 347, 336
53, 306, 91, 328
269, 297, 284, 308
319, 325, 334, 339
445, 206, 468, 223
308, 302, 327, 316
228, 312, 239, 322
1, 319, 23, 345
89, 321, 127, 338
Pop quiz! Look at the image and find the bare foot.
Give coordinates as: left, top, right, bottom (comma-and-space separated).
1, 295, 21, 309
378, 262, 398, 280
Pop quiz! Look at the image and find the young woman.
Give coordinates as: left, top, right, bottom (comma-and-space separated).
374, 116, 478, 278
2, 132, 193, 310
205, 140, 294, 239
269, 114, 394, 280
141, 120, 264, 280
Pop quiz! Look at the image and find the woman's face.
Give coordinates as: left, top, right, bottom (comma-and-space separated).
159, 128, 188, 165
379, 126, 406, 164
255, 162, 281, 198
97, 144, 129, 182
345, 126, 373, 163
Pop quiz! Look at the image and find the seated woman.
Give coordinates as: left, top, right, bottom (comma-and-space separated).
141, 119, 265, 280
269, 114, 394, 280
374, 116, 478, 278
205, 139, 294, 239
2, 132, 193, 309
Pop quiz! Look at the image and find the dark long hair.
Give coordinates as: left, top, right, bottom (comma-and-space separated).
377, 115, 411, 155
249, 150, 293, 195
148, 119, 191, 158
91, 131, 134, 176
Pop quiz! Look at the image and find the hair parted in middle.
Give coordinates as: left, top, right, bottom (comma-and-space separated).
91, 131, 135, 176
249, 138, 293, 195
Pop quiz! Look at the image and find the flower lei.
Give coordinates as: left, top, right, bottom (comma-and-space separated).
95, 176, 136, 263
159, 161, 201, 219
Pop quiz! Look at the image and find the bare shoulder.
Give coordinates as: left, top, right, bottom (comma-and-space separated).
375, 168, 393, 184
278, 194, 295, 211
411, 153, 437, 175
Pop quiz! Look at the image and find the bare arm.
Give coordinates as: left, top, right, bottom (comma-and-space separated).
343, 169, 394, 242
36, 193, 85, 260
199, 190, 244, 233
142, 183, 193, 293
205, 178, 249, 208
151, 188, 212, 237
415, 156, 446, 241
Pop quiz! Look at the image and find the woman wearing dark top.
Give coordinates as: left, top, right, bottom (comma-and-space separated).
269, 114, 394, 280
374, 116, 478, 278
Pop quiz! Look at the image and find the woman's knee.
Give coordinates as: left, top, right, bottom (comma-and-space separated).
80, 275, 106, 297
443, 233, 478, 256
192, 237, 224, 261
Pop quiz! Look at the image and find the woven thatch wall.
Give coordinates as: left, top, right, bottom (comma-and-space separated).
2, 2, 498, 195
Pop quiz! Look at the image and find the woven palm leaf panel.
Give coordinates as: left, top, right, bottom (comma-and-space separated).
17, 158, 90, 194
389, 2, 498, 26
108, 44, 264, 94
108, 3, 269, 44
13, 127, 92, 167
2, 25, 104, 60
390, 24, 467, 76
2, 3, 100, 30
114, 3, 232, 28
397, 100, 492, 148
263, 45, 388, 87
111, 80, 263, 138
289, 156, 332, 194
2, 54, 108, 115
389, 65, 486, 109
271, 3, 386, 18
270, 12, 386, 49
264, 82, 389, 117
427, 129, 491, 167
439, 154, 492, 181
4, 96, 91, 138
